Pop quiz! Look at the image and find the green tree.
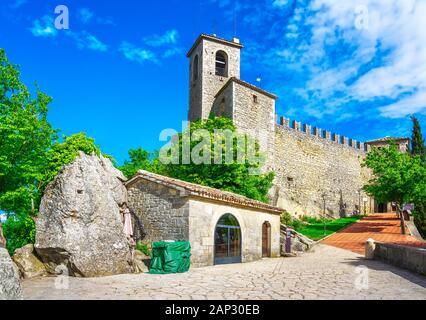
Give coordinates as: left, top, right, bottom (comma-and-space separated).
0, 48, 57, 215
411, 116, 425, 161
159, 116, 275, 203
120, 148, 163, 178
2, 213, 35, 255
363, 142, 426, 234
42, 132, 102, 190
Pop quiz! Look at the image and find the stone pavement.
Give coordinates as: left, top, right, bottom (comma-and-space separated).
322, 213, 426, 254
22, 244, 426, 300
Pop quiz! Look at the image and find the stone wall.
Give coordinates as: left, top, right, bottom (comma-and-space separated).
233, 82, 276, 172
188, 38, 241, 121
271, 121, 374, 217
373, 242, 426, 276
127, 180, 190, 242
188, 198, 281, 267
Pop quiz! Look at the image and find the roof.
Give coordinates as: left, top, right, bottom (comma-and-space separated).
126, 170, 283, 215
186, 34, 244, 57
366, 137, 410, 144
215, 77, 278, 100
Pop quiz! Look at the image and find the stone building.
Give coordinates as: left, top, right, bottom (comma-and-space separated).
186, 34, 410, 217
127, 170, 281, 267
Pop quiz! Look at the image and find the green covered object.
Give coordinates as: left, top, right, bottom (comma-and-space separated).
149, 241, 191, 274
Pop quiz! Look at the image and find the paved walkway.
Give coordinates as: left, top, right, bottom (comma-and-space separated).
22, 245, 426, 300
322, 213, 426, 254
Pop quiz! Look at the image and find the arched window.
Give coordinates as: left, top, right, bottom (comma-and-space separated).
214, 214, 241, 265
193, 55, 199, 81
215, 51, 228, 77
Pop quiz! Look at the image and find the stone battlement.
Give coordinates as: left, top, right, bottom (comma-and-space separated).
277, 116, 370, 153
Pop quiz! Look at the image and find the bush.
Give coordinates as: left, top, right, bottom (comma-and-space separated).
136, 241, 151, 257
413, 202, 426, 238
280, 211, 293, 226
2, 213, 36, 256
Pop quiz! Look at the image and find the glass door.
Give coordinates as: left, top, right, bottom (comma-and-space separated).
214, 214, 242, 265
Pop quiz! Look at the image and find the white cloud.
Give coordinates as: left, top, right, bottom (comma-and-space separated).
66, 31, 108, 52
29, 15, 57, 38
272, 0, 290, 8
78, 8, 94, 24
304, 0, 426, 118
144, 29, 179, 47
119, 42, 158, 64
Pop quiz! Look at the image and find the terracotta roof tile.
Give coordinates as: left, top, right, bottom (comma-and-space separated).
126, 170, 283, 215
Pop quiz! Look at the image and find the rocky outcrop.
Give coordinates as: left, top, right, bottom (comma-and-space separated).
280, 224, 316, 256
35, 153, 134, 277
0, 248, 23, 300
133, 250, 150, 273
12, 244, 48, 279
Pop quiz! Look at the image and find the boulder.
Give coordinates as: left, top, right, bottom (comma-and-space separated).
0, 248, 23, 300
35, 153, 134, 277
133, 250, 150, 273
12, 244, 47, 279
280, 224, 316, 255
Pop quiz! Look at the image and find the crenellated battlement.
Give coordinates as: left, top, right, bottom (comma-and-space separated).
277, 116, 371, 153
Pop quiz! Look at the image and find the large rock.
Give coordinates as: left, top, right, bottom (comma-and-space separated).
0, 248, 23, 300
280, 224, 316, 255
12, 244, 47, 279
35, 153, 134, 277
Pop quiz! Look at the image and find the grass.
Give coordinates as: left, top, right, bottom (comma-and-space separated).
294, 216, 364, 241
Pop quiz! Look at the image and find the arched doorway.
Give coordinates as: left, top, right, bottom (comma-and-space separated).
262, 221, 271, 258
214, 214, 242, 265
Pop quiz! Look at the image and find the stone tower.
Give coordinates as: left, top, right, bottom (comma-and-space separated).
187, 34, 243, 121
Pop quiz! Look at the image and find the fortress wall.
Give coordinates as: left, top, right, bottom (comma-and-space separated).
271, 119, 373, 217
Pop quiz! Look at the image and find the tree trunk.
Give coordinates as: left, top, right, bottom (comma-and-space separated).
396, 204, 406, 235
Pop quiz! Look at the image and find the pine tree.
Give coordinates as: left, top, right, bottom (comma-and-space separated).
411, 116, 426, 160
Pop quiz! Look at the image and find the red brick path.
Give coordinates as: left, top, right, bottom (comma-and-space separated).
321, 213, 426, 254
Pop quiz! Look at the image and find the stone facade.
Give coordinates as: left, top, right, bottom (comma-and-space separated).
127, 179, 189, 242
187, 34, 382, 217
188, 35, 243, 122
188, 199, 280, 267
126, 170, 282, 267
272, 123, 373, 217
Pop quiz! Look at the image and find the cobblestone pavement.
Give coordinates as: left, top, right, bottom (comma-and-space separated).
322, 213, 426, 254
22, 245, 426, 300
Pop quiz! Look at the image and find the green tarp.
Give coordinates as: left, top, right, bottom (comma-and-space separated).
149, 241, 191, 274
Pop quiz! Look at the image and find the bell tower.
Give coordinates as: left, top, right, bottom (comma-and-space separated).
187, 34, 243, 122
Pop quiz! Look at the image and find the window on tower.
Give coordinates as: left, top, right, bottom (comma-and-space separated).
193, 55, 199, 81
215, 51, 228, 77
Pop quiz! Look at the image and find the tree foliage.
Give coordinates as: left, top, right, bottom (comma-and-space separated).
364, 143, 426, 205
0, 48, 57, 215
120, 148, 162, 178
138, 116, 275, 203
2, 213, 35, 255
411, 116, 426, 161
0, 49, 105, 254
363, 142, 426, 233
43, 133, 102, 190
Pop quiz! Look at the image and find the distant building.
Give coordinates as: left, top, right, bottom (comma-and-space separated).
365, 137, 410, 153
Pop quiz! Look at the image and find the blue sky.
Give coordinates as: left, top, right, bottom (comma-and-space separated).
1, 0, 425, 164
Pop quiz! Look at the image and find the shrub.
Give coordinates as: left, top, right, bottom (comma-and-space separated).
2, 213, 36, 256
136, 241, 151, 257
280, 211, 293, 226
